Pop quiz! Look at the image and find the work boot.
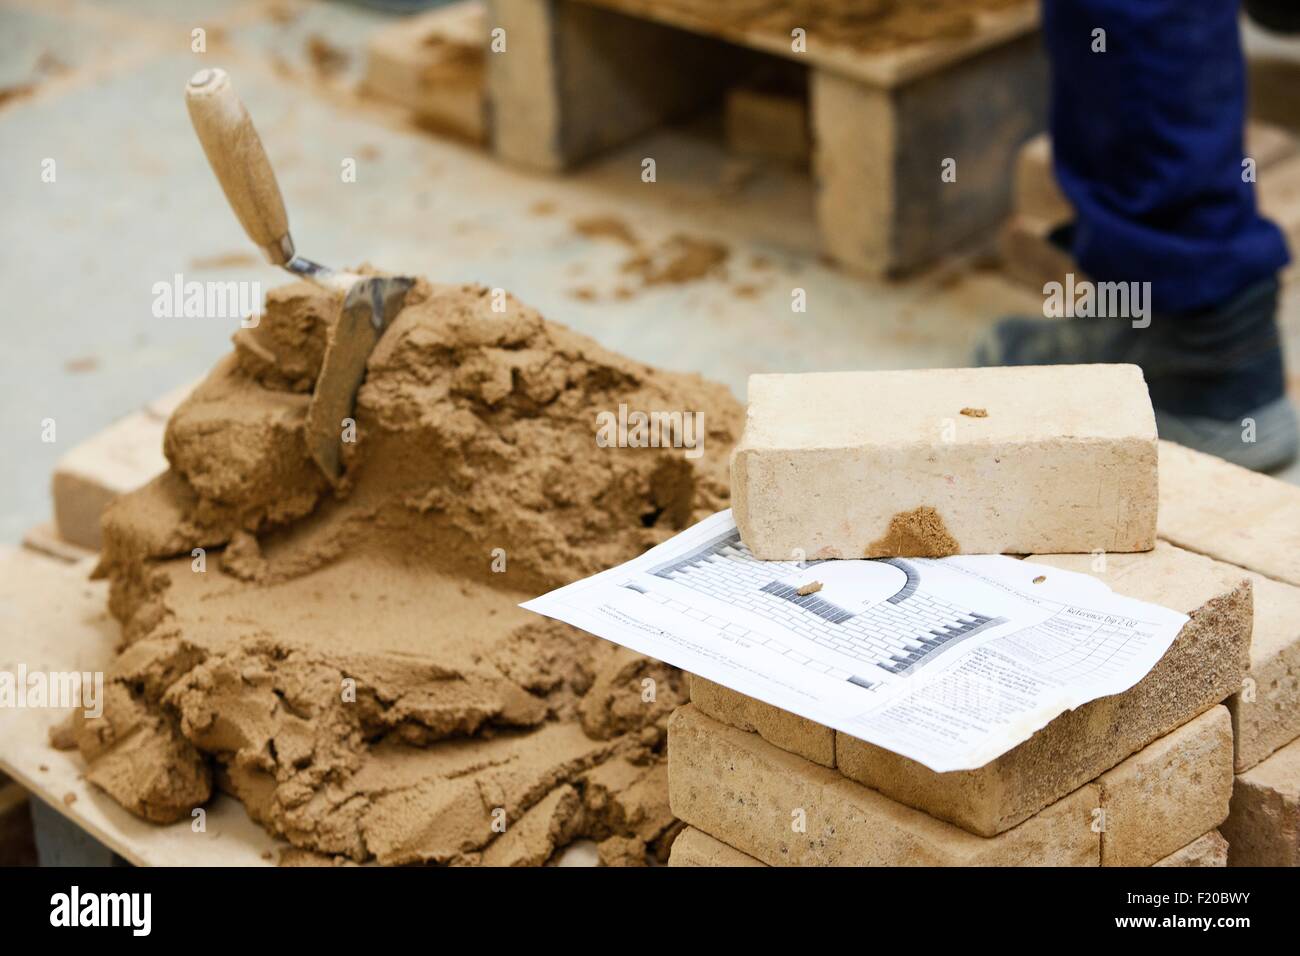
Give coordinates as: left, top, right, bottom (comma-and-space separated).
974, 276, 1300, 472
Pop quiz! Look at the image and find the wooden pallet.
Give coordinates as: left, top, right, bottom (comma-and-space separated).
485, 0, 1046, 276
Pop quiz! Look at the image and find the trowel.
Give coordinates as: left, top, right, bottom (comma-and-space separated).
184, 67, 414, 483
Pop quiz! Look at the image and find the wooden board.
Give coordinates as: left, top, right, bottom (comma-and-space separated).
0, 546, 285, 867
573, 0, 1041, 88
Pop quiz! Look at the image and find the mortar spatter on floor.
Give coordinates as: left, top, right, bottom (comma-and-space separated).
51, 277, 743, 865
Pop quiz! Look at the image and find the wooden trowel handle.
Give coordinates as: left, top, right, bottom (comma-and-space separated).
185, 68, 294, 266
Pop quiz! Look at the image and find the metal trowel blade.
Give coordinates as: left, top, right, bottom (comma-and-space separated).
304, 274, 416, 483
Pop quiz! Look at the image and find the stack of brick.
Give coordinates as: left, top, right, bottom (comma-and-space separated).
669, 536, 1246, 866
669, 366, 1300, 866
1157, 442, 1300, 867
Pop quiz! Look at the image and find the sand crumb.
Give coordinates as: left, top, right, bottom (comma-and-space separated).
719, 157, 757, 196
269, 52, 295, 79
622, 235, 729, 286
572, 215, 639, 246
796, 581, 823, 596
960, 407, 988, 418
266, 1, 300, 25
568, 218, 731, 298
0, 84, 36, 108
305, 34, 348, 78
867, 506, 960, 558
190, 251, 262, 270
34, 51, 70, 75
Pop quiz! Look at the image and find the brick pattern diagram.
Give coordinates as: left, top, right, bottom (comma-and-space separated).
634, 529, 1005, 683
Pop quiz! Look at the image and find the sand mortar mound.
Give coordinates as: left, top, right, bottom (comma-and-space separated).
56, 278, 743, 865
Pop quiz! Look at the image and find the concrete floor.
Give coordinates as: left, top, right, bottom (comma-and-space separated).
2, 0, 1299, 545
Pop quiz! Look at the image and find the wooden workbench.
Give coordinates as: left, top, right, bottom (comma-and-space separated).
485, 0, 1047, 276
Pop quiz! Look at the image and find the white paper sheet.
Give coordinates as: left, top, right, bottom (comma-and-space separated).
522, 510, 1188, 772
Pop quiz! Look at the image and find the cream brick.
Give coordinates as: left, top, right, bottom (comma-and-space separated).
1221, 735, 1300, 866
810, 37, 1046, 276
670, 706, 1099, 866
1012, 134, 1070, 228
49, 380, 199, 552
52, 411, 169, 550
363, 1, 487, 143
1258, 152, 1300, 259
1097, 707, 1233, 867
689, 675, 834, 768
1230, 571, 1300, 772
997, 213, 1080, 292
1158, 440, 1300, 588
836, 543, 1251, 836
485, 0, 739, 171
731, 365, 1157, 560
668, 826, 766, 867
1159, 440, 1300, 770
1154, 830, 1228, 867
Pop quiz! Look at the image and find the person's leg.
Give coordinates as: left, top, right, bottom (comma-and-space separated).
978, 0, 1297, 470
1050, 0, 1287, 312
